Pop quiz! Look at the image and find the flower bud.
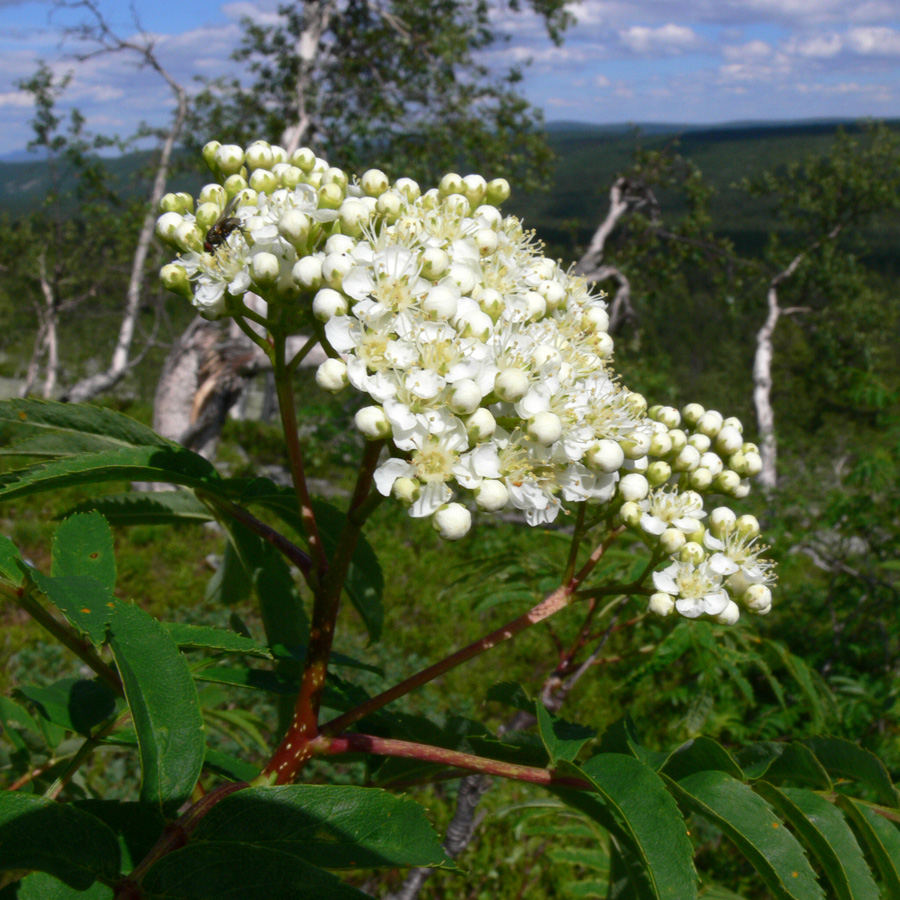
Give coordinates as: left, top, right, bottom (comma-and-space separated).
689, 468, 713, 491
156, 212, 184, 245
466, 408, 496, 442
224, 174, 249, 199
292, 256, 323, 291
474, 228, 499, 256
524, 291, 546, 320
361, 168, 389, 197
646, 461, 672, 486
391, 477, 420, 505
475, 480, 509, 512
279, 209, 311, 246
439, 172, 464, 196
249, 168, 278, 194
279, 165, 303, 188
195, 201, 222, 230
433, 503, 472, 540
619, 500, 641, 528
715, 425, 743, 455
375, 190, 403, 222
495, 367, 529, 402
420, 248, 450, 280
322, 252, 353, 289
698, 452, 724, 476
621, 431, 652, 459
250, 252, 280, 286
735, 515, 760, 539
290, 147, 316, 172
732, 479, 751, 499
448, 262, 477, 295
322, 166, 348, 189
202, 140, 221, 171
478, 287, 504, 319
215, 144, 245, 177
462, 174, 487, 205
682, 403, 705, 426
486, 177, 511, 205
619, 473, 649, 502
672, 444, 701, 472
742, 451, 763, 477
448, 379, 483, 415
649, 592, 675, 616
339, 198, 371, 235
355, 406, 391, 440
538, 280, 566, 310
315, 358, 349, 392
680, 541, 705, 565
649, 431, 673, 457
743, 584, 772, 612
714, 470, 741, 495
715, 600, 741, 625
159, 193, 184, 213
474, 204, 502, 227
586, 439, 625, 473
687, 433, 711, 453
160, 263, 191, 298
708, 506, 736, 538
659, 528, 686, 555
318, 183, 344, 210
423, 284, 458, 319
697, 410, 723, 438
528, 411, 562, 447
312, 287, 348, 321
174, 220, 203, 253
394, 177, 420, 201
584, 305, 610, 332
245, 141, 274, 171
655, 406, 681, 429
668, 429, 687, 454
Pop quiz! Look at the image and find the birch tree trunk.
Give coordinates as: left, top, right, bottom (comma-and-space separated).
60, 14, 189, 403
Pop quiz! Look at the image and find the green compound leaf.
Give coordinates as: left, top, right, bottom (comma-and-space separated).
836, 797, 900, 897
737, 742, 832, 790
0, 399, 170, 451
15, 678, 118, 737
557, 754, 697, 900
0, 446, 219, 506
755, 784, 879, 900
15, 872, 113, 899
0, 533, 24, 585
804, 737, 900, 807
30, 569, 120, 649
140, 845, 373, 899
52, 512, 117, 592
65, 491, 213, 526
0, 792, 120, 890
660, 738, 744, 782
535, 702, 595, 766
165, 623, 273, 658
191, 785, 454, 871
106, 602, 205, 814
668, 770, 824, 900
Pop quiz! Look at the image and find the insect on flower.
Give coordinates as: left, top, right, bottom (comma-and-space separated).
204, 194, 244, 253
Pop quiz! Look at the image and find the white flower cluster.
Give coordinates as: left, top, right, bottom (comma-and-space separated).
156, 139, 775, 623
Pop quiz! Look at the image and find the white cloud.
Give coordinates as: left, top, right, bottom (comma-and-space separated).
847, 26, 900, 55
619, 24, 702, 55
0, 89, 32, 108
785, 33, 843, 57
723, 40, 773, 61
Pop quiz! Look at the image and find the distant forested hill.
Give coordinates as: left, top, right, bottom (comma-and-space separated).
3, 120, 898, 272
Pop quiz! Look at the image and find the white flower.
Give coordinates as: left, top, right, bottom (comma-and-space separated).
652, 560, 729, 619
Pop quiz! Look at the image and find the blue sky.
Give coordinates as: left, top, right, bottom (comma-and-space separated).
1, 0, 899, 156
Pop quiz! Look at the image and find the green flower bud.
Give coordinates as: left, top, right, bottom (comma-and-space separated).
466, 408, 496, 442
159, 193, 184, 213
619, 501, 642, 528
494, 367, 529, 402
462, 174, 487, 205
392, 477, 421, 504
394, 177, 421, 201
682, 402, 705, 426
322, 167, 348, 189
312, 287, 348, 321
439, 172, 464, 196
648, 592, 675, 616
361, 168, 390, 197
355, 406, 391, 440
160, 263, 191, 298
646, 460, 672, 486
292, 256, 323, 291
659, 528, 686, 555
315, 358, 349, 392
250, 252, 280, 287
245, 141, 274, 170
528, 411, 563, 447
249, 168, 278, 194
202, 140, 221, 171
290, 147, 316, 173
433, 503, 472, 541
318, 183, 344, 210
375, 190, 403, 223
215, 144, 245, 177
679, 541, 704, 565
279, 209, 311, 247
486, 177, 511, 205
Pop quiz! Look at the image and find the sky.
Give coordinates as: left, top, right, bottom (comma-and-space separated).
1, 0, 899, 157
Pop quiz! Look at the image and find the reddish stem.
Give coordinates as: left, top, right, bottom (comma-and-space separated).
312, 733, 592, 791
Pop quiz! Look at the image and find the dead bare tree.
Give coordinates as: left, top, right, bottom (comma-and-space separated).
55, 0, 189, 404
